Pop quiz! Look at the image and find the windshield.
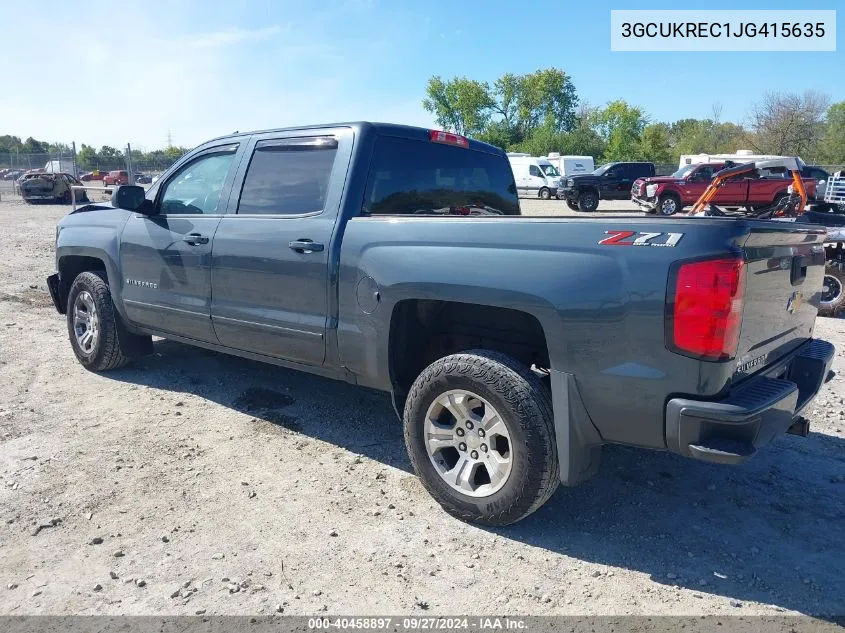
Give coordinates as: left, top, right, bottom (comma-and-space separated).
540, 164, 560, 177
592, 163, 614, 176
671, 164, 698, 178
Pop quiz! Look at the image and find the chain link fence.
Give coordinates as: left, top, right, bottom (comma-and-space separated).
1, 145, 188, 201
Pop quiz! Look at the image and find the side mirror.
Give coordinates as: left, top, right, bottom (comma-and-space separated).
111, 185, 150, 213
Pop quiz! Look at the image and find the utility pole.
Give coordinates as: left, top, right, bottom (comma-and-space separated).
72, 141, 78, 177
126, 143, 134, 182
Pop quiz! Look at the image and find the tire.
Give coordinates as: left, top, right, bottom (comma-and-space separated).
577, 190, 599, 212
538, 187, 551, 200
819, 264, 845, 317
403, 350, 559, 526
566, 200, 579, 211
657, 193, 681, 216
66, 271, 132, 371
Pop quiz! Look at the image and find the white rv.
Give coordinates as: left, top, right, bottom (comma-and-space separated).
678, 150, 782, 169
544, 153, 595, 177
506, 153, 562, 200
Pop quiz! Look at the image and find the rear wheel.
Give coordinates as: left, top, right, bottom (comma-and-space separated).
538, 187, 551, 200
403, 350, 559, 525
819, 264, 845, 317
577, 191, 599, 212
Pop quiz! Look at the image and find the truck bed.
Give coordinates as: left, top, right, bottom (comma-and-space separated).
338, 214, 826, 450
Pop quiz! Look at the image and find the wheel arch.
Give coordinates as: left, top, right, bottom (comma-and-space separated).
387, 298, 551, 419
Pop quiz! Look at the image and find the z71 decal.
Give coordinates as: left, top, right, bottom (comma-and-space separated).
598, 231, 684, 247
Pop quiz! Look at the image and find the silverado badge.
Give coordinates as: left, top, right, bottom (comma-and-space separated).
786, 290, 804, 314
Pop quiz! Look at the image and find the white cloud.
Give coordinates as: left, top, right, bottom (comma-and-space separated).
184, 25, 283, 49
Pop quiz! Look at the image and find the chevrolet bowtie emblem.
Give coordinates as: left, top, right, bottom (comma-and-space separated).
787, 291, 804, 314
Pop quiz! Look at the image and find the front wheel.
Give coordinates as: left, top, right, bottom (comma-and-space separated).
66, 271, 132, 371
577, 191, 599, 212
538, 187, 551, 200
657, 193, 681, 216
403, 350, 559, 526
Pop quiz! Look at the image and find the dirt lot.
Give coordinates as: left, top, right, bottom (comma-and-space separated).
0, 197, 843, 617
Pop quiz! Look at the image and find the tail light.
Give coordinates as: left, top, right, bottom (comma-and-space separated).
429, 130, 469, 148
668, 256, 746, 361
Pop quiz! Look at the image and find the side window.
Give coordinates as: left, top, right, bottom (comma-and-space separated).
529, 165, 542, 178
694, 166, 714, 181
159, 149, 237, 215
237, 136, 338, 215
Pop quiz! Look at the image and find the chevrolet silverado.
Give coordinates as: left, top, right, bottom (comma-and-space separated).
46, 122, 835, 525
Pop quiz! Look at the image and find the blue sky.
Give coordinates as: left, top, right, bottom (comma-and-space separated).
0, 0, 841, 151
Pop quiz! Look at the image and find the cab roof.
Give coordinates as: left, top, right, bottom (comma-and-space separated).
203, 121, 506, 156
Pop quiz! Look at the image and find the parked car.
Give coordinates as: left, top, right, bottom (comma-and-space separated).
632, 162, 818, 216
559, 162, 656, 211
134, 174, 152, 184
506, 153, 562, 200
79, 170, 107, 182
19, 172, 89, 204
3, 169, 23, 180
103, 170, 129, 186
45, 122, 834, 525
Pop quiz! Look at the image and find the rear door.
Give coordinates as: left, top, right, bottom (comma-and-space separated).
119, 142, 243, 342
209, 127, 353, 366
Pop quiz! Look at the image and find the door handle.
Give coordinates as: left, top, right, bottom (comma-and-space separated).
183, 233, 209, 245
289, 239, 324, 253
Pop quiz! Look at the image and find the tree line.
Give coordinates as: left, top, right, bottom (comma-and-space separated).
423, 68, 845, 166
0, 135, 189, 172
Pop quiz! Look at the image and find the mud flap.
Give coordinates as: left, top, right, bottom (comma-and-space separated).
549, 369, 604, 486
114, 307, 154, 358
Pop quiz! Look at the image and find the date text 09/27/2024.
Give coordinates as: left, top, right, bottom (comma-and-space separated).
307, 617, 528, 631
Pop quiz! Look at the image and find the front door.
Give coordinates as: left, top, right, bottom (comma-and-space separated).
119, 144, 242, 342
210, 129, 351, 366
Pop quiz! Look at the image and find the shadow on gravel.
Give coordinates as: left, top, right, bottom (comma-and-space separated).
105, 339, 411, 470
105, 339, 845, 619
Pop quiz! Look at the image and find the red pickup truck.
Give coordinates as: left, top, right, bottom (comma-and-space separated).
632, 162, 817, 215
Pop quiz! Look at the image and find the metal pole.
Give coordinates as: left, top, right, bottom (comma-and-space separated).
72, 141, 78, 178
126, 143, 133, 184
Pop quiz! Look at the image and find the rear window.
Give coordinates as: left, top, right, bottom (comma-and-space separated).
363, 136, 519, 216
238, 137, 338, 215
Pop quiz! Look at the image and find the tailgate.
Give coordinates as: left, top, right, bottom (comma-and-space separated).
734, 223, 826, 376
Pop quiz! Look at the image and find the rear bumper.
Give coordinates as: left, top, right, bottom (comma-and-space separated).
665, 338, 835, 465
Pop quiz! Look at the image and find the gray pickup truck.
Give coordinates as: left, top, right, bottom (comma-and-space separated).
46, 122, 835, 525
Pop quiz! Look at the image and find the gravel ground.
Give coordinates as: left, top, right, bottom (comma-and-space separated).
0, 197, 843, 617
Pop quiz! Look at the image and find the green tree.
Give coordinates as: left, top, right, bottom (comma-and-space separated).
0, 135, 23, 153
76, 144, 98, 170
747, 90, 829, 158
22, 137, 47, 153
422, 75, 493, 137
595, 100, 648, 161
819, 101, 845, 164
638, 123, 672, 163
423, 68, 578, 147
